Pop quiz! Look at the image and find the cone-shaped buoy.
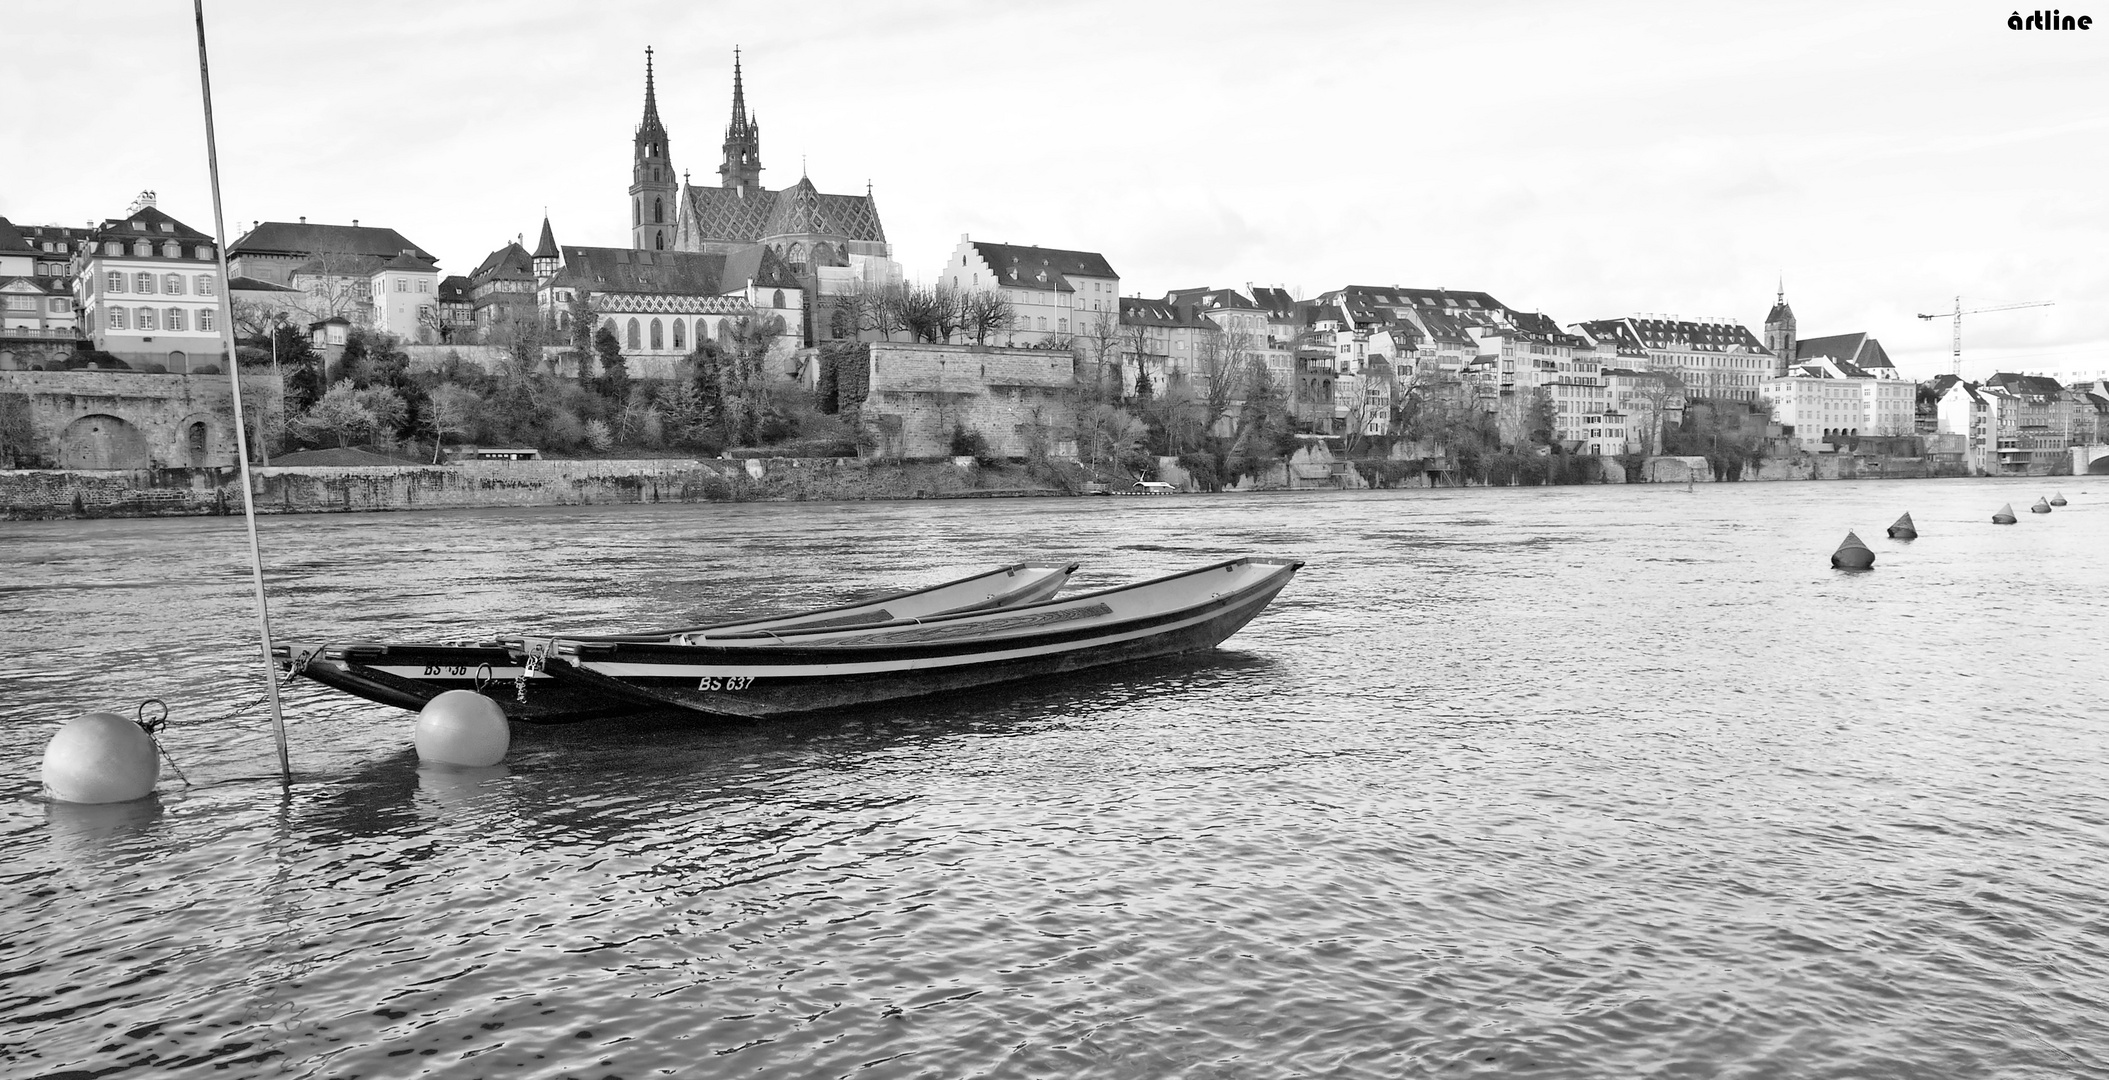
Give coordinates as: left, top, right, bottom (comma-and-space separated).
1830, 531, 1875, 570
2031, 497, 2051, 514
414, 690, 510, 767
1886, 512, 1917, 540
42, 713, 159, 804
1993, 503, 2017, 524
2050, 492, 2067, 506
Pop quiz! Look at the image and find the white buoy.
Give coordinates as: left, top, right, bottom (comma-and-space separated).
42, 713, 159, 804
414, 690, 510, 767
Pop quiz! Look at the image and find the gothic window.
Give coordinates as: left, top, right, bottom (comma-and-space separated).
654, 198, 663, 223
812, 242, 834, 265
786, 243, 806, 268
672, 319, 685, 349
772, 290, 785, 309
627, 318, 640, 350
650, 318, 663, 349
604, 317, 617, 337
655, 231, 665, 250
634, 199, 640, 226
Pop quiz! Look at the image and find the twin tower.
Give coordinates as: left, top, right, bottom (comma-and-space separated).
629, 47, 762, 252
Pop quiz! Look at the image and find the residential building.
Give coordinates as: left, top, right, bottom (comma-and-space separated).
73, 192, 224, 372
369, 250, 440, 342
467, 241, 536, 339
1602, 368, 1687, 455
1576, 314, 1773, 402
1118, 296, 1217, 398
942, 237, 1119, 349
437, 275, 474, 342
228, 218, 435, 288
1932, 377, 2001, 474
0, 219, 86, 357
1760, 358, 1915, 453
1982, 372, 2070, 473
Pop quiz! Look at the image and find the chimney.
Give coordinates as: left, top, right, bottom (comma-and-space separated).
126, 190, 157, 214
299, 216, 306, 225
352, 219, 359, 227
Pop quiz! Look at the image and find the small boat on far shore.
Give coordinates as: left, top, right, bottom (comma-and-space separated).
276, 563, 1079, 721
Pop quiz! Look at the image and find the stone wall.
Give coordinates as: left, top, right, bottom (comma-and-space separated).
0, 456, 1063, 518
859, 343, 1079, 460
0, 369, 282, 470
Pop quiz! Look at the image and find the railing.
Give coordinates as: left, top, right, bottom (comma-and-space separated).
0, 327, 85, 342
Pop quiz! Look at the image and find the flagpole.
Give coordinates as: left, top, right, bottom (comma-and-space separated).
195, 0, 292, 785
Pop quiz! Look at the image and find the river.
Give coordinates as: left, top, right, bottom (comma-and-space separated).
2, 477, 2105, 1078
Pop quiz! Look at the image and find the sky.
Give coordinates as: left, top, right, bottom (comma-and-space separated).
6, 0, 2104, 382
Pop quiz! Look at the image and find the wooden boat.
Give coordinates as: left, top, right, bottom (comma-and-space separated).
273, 563, 1078, 722
522, 556, 1303, 720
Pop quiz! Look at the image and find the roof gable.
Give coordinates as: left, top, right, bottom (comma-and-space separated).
232, 221, 434, 263
970, 242, 1118, 289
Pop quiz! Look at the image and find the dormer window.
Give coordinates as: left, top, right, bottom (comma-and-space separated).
163, 242, 181, 258
159, 223, 175, 233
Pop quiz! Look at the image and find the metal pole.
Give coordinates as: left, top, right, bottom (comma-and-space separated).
195, 0, 292, 785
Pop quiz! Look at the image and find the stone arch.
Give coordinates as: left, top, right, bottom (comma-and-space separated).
772, 289, 786, 309
60, 414, 151, 469
167, 349, 188, 373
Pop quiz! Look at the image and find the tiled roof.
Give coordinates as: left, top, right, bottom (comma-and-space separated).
1119, 297, 1210, 328
533, 218, 558, 260
1586, 316, 1765, 353
472, 243, 533, 281
1986, 372, 2066, 397
88, 205, 214, 246
378, 251, 434, 273
232, 220, 433, 262
1165, 287, 1258, 311
550, 244, 798, 296
1250, 287, 1298, 320
683, 182, 887, 246
439, 275, 472, 302
0, 218, 32, 253
1337, 284, 1511, 315
1766, 299, 1794, 325
970, 241, 1118, 290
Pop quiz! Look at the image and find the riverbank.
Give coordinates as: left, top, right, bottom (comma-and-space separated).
0, 457, 1072, 519
0, 450, 1998, 519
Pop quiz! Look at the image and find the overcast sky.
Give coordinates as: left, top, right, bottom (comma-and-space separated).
6, 0, 2103, 381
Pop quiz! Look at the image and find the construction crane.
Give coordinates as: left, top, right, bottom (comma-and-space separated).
1916, 297, 2054, 378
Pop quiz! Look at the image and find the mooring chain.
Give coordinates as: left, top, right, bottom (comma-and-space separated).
515, 641, 552, 704
135, 698, 192, 788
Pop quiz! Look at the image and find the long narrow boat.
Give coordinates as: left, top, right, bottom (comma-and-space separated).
274, 562, 1078, 722
523, 557, 1302, 720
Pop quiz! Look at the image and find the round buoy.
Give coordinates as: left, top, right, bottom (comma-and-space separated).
41, 712, 159, 804
2050, 493, 2067, 506
1830, 531, 1875, 570
414, 690, 510, 767
1886, 512, 1917, 540
1993, 503, 2017, 524
2031, 498, 2051, 514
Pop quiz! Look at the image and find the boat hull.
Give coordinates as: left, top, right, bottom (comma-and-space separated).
276, 563, 1077, 723
543, 559, 1300, 720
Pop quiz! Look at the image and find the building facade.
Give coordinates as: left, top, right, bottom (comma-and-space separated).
73, 193, 224, 373
943, 237, 1120, 349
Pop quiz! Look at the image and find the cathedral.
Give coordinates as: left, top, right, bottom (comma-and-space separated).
629, 49, 899, 343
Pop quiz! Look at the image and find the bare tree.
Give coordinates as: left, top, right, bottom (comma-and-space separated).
1073, 309, 1125, 399
961, 289, 1016, 346
1193, 324, 1257, 437
285, 250, 377, 324
426, 383, 481, 462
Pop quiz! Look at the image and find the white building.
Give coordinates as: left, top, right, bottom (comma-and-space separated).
368, 250, 440, 342
1760, 355, 1917, 452
74, 192, 225, 373
940, 236, 1119, 347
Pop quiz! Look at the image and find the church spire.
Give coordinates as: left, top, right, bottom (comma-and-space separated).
631, 46, 675, 251
719, 47, 764, 192
642, 46, 662, 130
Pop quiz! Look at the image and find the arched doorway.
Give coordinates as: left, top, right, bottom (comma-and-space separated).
59, 414, 151, 469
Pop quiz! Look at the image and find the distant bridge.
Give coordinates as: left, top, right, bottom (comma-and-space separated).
2074, 445, 2109, 475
